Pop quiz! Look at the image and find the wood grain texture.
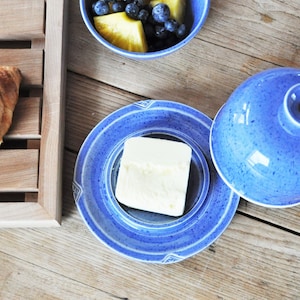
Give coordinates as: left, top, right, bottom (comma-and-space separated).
6, 97, 41, 138
0, 0, 45, 40
201, 0, 300, 67
1, 254, 113, 300
65, 72, 145, 151
239, 199, 300, 234
0, 149, 39, 192
0, 202, 59, 228
0, 49, 44, 86
37, 0, 68, 224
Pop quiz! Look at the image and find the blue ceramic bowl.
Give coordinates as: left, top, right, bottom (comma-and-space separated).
210, 68, 300, 207
79, 0, 210, 60
73, 100, 239, 263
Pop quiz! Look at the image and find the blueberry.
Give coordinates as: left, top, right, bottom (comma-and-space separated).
152, 3, 170, 23
134, 0, 147, 7
125, 3, 140, 19
164, 19, 179, 33
138, 9, 149, 23
92, 0, 110, 16
176, 24, 187, 39
154, 25, 169, 39
111, 1, 125, 12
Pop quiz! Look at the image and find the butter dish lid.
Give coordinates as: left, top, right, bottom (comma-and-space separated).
210, 68, 300, 207
73, 100, 239, 263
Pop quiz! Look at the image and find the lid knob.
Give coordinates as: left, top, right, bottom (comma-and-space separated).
278, 83, 300, 135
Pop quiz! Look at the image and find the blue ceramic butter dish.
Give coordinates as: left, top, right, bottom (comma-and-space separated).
73, 100, 239, 263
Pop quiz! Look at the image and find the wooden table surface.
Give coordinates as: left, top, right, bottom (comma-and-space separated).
1, 0, 300, 299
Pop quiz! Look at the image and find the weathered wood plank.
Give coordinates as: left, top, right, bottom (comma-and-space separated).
0, 49, 44, 86
0, 149, 39, 192
36, 0, 69, 225
65, 72, 145, 151
0, 0, 45, 40
201, 0, 300, 66
0, 202, 60, 228
1, 254, 114, 299
6, 97, 41, 139
239, 199, 300, 234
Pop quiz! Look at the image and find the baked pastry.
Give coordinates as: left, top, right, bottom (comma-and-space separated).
0, 66, 22, 144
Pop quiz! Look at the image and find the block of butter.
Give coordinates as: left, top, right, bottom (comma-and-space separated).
115, 137, 192, 217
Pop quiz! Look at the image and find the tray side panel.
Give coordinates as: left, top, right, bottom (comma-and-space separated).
38, 0, 69, 224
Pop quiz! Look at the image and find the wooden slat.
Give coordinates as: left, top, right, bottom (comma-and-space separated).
65, 72, 144, 151
36, 0, 68, 224
0, 49, 43, 86
238, 199, 300, 234
200, 0, 300, 67
0, 149, 39, 192
6, 98, 41, 139
0, 0, 45, 40
0, 202, 59, 227
1, 255, 111, 298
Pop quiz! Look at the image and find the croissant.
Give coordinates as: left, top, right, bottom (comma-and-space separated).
0, 66, 22, 144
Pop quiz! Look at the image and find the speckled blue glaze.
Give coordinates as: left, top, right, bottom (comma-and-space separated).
210, 68, 300, 207
79, 0, 210, 60
73, 100, 239, 263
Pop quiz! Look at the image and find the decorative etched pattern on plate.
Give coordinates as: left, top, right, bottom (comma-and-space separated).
134, 100, 154, 109
161, 253, 184, 264
72, 181, 83, 203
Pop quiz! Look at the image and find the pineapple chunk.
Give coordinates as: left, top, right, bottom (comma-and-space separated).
94, 12, 148, 52
150, 0, 186, 24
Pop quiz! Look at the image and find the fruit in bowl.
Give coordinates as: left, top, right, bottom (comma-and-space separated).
94, 11, 148, 52
80, 0, 210, 59
92, 0, 187, 52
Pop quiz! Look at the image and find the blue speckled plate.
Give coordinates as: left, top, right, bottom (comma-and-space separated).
73, 100, 239, 264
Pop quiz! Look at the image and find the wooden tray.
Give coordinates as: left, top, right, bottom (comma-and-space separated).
0, 0, 68, 227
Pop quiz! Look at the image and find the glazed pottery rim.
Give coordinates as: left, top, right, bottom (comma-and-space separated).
79, 0, 211, 60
